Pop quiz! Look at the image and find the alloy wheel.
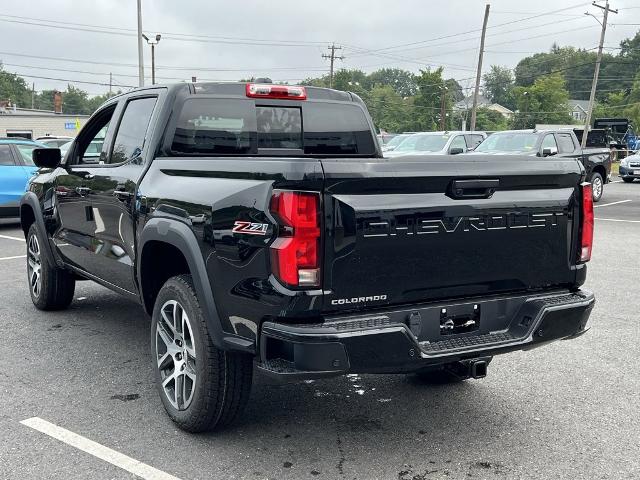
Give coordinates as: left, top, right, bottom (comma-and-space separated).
27, 234, 42, 299
156, 299, 197, 410
592, 176, 603, 200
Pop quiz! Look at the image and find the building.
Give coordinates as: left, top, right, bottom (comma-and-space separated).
453, 95, 514, 118
0, 103, 89, 139
568, 99, 591, 122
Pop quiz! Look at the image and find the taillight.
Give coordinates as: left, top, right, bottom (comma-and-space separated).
246, 83, 307, 100
580, 182, 594, 262
270, 191, 321, 288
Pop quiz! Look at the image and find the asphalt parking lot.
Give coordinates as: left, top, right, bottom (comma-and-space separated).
0, 181, 639, 480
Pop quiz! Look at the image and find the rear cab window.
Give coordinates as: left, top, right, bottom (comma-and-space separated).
170, 96, 376, 157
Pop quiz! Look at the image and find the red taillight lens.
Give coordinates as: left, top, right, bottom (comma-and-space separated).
270, 191, 321, 287
246, 83, 307, 100
580, 182, 594, 262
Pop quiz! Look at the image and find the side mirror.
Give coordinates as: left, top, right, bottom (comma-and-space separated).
32, 148, 61, 168
450, 147, 465, 155
542, 147, 558, 157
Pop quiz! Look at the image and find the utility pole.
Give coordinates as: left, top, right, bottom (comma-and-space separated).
581, 1, 618, 148
109, 73, 112, 96
470, 4, 490, 132
440, 85, 448, 131
322, 44, 344, 89
137, 0, 144, 87
31, 83, 35, 109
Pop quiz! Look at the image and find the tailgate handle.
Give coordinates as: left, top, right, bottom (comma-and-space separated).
450, 179, 499, 199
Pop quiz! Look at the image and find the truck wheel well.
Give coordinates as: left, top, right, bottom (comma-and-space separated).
140, 241, 190, 314
591, 165, 606, 180
20, 205, 35, 238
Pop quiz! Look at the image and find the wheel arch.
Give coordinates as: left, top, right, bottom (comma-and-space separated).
138, 217, 254, 354
19, 192, 58, 264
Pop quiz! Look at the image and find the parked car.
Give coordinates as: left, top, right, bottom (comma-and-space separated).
472, 129, 611, 202
376, 133, 397, 147
619, 151, 640, 183
382, 133, 412, 152
0, 138, 45, 219
21, 82, 594, 432
385, 131, 487, 157
36, 136, 75, 148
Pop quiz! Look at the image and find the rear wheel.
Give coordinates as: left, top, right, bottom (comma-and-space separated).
590, 172, 604, 202
26, 224, 75, 310
622, 177, 634, 183
151, 275, 253, 432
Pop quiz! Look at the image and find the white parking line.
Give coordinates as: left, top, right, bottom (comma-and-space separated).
20, 417, 182, 480
595, 217, 640, 223
609, 180, 623, 183
0, 255, 26, 261
0, 234, 25, 242
594, 199, 632, 208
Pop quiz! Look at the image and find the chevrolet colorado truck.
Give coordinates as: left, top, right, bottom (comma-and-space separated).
472, 129, 611, 202
21, 83, 595, 432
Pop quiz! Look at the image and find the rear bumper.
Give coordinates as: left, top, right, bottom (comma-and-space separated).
257, 289, 594, 379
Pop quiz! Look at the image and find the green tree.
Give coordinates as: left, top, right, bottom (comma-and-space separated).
474, 107, 509, 131
367, 68, 417, 97
0, 63, 31, 107
413, 67, 452, 131
483, 65, 515, 109
511, 74, 573, 128
62, 84, 91, 115
365, 85, 411, 132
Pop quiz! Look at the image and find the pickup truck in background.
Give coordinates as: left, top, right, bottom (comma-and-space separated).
21, 82, 595, 432
472, 129, 611, 202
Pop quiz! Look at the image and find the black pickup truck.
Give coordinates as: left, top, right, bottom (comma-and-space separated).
472, 129, 611, 202
21, 83, 595, 432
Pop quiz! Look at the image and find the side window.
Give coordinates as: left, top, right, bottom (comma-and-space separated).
467, 134, 485, 150
110, 97, 157, 165
0, 145, 15, 165
556, 133, 576, 154
74, 105, 117, 166
450, 135, 467, 152
541, 134, 558, 152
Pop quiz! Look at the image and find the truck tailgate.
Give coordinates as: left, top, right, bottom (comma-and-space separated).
320, 155, 583, 312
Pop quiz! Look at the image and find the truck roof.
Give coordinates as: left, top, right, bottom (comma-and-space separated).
108, 82, 360, 104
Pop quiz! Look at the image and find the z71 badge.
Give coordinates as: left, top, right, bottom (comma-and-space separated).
232, 221, 269, 235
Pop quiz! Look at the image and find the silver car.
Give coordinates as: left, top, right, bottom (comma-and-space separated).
384, 131, 486, 158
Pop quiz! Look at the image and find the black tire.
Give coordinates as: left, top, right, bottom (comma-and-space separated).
622, 177, 634, 183
151, 274, 253, 432
26, 223, 75, 310
590, 172, 604, 203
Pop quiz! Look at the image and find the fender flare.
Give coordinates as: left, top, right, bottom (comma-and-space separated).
138, 217, 254, 354
19, 192, 59, 265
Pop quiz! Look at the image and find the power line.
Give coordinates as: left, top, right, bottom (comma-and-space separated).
0, 15, 330, 48
345, 2, 591, 58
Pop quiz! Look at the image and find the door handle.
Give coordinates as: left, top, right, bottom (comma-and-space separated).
75, 186, 91, 196
449, 179, 499, 199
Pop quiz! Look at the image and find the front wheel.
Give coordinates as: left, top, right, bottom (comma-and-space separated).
590, 172, 604, 202
26, 224, 75, 310
622, 177, 635, 183
151, 275, 253, 432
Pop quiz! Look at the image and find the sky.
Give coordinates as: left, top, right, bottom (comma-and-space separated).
1, 0, 639, 99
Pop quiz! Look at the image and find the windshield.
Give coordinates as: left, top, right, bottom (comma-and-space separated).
16, 144, 39, 165
395, 134, 450, 152
475, 133, 538, 152
386, 134, 410, 148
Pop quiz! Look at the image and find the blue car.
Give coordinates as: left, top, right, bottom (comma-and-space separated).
0, 139, 46, 219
